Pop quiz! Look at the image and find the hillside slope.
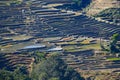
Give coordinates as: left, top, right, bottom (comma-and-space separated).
86, 0, 120, 15
94, 8, 120, 23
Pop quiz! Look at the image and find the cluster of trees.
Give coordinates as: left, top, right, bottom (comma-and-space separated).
110, 33, 120, 53
30, 52, 47, 63
31, 55, 84, 80
0, 52, 84, 80
100, 33, 120, 53
0, 67, 30, 80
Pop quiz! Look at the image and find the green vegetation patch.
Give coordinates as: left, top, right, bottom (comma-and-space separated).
32, 56, 84, 80
63, 41, 101, 52
107, 57, 120, 61
80, 43, 101, 50
0, 0, 22, 6
3, 35, 32, 41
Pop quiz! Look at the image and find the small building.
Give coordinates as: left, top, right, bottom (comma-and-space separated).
47, 46, 63, 52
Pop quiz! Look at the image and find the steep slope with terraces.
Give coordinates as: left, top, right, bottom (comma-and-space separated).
0, 0, 120, 39
0, 53, 34, 73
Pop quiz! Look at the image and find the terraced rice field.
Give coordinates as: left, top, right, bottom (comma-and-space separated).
1, 0, 120, 38
30, 0, 120, 38
0, 0, 120, 79
0, 53, 34, 72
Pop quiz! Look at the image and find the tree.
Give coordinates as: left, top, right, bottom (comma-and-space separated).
31, 51, 46, 63
0, 69, 30, 80
31, 56, 84, 80
39, 72, 48, 80
109, 33, 120, 53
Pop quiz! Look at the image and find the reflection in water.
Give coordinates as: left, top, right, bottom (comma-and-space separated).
23, 44, 46, 49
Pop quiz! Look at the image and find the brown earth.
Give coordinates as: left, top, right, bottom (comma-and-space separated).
86, 0, 120, 15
